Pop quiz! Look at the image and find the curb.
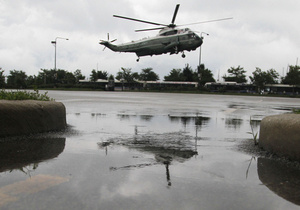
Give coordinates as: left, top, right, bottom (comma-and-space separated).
259, 114, 300, 162
0, 100, 67, 137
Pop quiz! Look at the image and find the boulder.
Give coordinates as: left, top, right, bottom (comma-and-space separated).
0, 100, 66, 137
259, 114, 300, 161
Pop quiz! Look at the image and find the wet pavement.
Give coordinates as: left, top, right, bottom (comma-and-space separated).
0, 91, 300, 210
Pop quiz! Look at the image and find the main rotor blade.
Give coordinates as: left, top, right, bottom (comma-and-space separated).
171, 4, 180, 24
113, 15, 167, 26
178, 17, 233, 27
135, 27, 165, 32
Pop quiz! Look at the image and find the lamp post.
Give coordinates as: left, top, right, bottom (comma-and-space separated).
51, 37, 69, 71
198, 32, 209, 86
199, 32, 209, 67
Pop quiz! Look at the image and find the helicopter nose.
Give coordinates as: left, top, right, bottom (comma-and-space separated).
196, 35, 203, 46
195, 34, 201, 40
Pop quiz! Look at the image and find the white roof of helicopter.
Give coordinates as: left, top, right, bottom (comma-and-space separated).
117, 27, 193, 46
157, 27, 192, 36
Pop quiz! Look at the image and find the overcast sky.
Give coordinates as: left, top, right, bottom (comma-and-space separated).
1, 0, 299, 81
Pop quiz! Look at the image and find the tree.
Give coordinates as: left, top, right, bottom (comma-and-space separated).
250, 68, 279, 92
90, 70, 108, 82
139, 68, 159, 81
39, 69, 56, 84
164, 69, 183, 81
74, 69, 85, 83
97, 70, 108, 80
108, 75, 114, 80
64, 72, 76, 84
116, 68, 136, 82
26, 75, 36, 87
56, 69, 66, 83
182, 64, 194, 81
197, 64, 215, 86
119, 68, 135, 83
90, 69, 98, 82
282, 65, 300, 86
7, 70, 28, 88
0, 68, 5, 88
223, 65, 247, 83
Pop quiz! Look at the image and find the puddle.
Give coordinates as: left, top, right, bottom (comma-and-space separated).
1, 91, 300, 210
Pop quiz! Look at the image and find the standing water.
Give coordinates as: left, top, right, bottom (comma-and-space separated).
0, 91, 299, 210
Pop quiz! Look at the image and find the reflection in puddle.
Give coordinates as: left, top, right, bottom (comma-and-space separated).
0, 138, 65, 175
228, 103, 248, 110
91, 113, 105, 117
99, 132, 197, 187
225, 118, 243, 129
117, 114, 136, 120
140, 115, 154, 121
195, 116, 210, 126
258, 158, 300, 206
168, 115, 211, 128
250, 119, 261, 128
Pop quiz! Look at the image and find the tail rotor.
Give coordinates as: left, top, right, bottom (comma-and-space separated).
100, 33, 117, 51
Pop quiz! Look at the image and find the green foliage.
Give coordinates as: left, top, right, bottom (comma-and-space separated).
0, 68, 5, 88
182, 64, 194, 81
73, 69, 85, 83
197, 64, 216, 87
116, 68, 136, 83
282, 65, 300, 86
7, 70, 28, 88
250, 67, 279, 91
90, 70, 108, 82
164, 69, 183, 81
0, 89, 53, 101
139, 68, 159, 81
108, 74, 114, 80
223, 66, 247, 83
292, 108, 300, 114
1, 63, 300, 92
164, 64, 215, 87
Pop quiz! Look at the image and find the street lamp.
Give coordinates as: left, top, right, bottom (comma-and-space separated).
199, 32, 209, 67
51, 37, 69, 71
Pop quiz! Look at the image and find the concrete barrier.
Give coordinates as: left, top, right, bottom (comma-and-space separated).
0, 100, 67, 137
259, 114, 300, 162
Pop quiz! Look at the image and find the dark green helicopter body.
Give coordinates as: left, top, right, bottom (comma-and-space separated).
100, 4, 231, 61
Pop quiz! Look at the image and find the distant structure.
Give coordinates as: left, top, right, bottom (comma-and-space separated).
79, 79, 198, 90
205, 82, 300, 95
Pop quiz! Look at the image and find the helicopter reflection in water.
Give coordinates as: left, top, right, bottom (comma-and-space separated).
98, 131, 197, 188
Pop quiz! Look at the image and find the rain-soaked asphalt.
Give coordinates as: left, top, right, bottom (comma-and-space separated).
0, 91, 300, 210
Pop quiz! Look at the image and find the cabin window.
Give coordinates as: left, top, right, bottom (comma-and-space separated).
161, 30, 178, 36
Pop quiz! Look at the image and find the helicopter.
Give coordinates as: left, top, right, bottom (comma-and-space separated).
100, 4, 232, 62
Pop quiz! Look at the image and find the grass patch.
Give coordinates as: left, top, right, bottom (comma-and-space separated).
0, 89, 53, 101
292, 108, 300, 114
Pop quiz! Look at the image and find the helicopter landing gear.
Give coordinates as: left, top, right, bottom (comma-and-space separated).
182, 52, 186, 58
136, 57, 140, 62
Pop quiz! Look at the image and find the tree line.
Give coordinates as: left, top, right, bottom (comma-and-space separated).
0, 64, 299, 91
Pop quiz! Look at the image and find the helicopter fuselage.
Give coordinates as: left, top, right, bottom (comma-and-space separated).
100, 28, 203, 59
